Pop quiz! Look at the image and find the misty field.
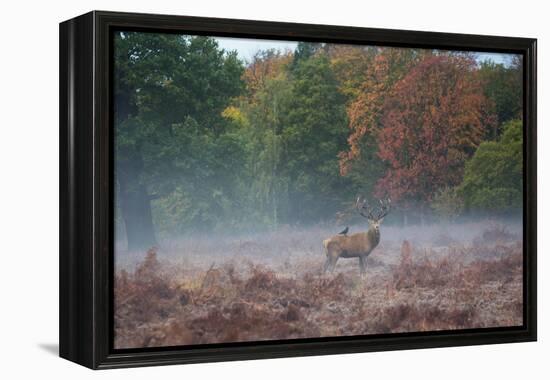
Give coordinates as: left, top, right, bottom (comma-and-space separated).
114, 220, 523, 349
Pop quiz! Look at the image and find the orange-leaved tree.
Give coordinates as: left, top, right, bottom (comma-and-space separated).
338, 48, 424, 176
337, 48, 425, 203
375, 54, 495, 214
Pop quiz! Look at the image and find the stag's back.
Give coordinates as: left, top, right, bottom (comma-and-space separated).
324, 230, 380, 257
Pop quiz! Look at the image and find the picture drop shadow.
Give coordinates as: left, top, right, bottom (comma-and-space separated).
38, 343, 59, 356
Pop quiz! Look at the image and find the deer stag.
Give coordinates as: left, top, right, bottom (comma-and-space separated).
323, 197, 391, 275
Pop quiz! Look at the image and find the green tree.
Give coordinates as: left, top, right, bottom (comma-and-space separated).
239, 73, 292, 228
233, 50, 352, 226
431, 187, 464, 221
151, 118, 250, 236
459, 119, 523, 213
290, 42, 322, 71
279, 53, 351, 222
114, 32, 244, 249
478, 58, 523, 139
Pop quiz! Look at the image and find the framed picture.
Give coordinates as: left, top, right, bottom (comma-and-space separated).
59, 11, 537, 369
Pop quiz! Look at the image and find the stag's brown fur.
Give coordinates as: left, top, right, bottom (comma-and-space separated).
323, 224, 381, 275
323, 197, 390, 275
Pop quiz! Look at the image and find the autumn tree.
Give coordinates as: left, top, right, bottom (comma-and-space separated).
242, 49, 292, 97
327, 45, 376, 100
375, 55, 495, 218
338, 48, 423, 200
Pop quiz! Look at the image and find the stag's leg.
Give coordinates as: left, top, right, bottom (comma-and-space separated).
322, 242, 330, 273
324, 249, 340, 274
323, 257, 331, 273
358, 256, 367, 276
328, 256, 339, 273
323, 256, 339, 273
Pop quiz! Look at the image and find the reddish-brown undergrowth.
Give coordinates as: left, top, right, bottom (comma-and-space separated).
114, 241, 523, 349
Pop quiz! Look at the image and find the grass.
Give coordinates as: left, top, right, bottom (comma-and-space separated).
114, 222, 523, 349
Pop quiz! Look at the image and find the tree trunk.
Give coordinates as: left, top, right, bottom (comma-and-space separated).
117, 153, 157, 252
119, 183, 157, 252
115, 87, 156, 251
419, 203, 425, 226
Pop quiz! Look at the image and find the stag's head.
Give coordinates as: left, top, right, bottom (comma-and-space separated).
356, 197, 391, 232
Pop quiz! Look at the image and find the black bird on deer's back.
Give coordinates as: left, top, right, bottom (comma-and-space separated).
338, 226, 349, 235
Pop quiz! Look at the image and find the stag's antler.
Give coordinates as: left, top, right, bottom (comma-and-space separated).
356, 196, 391, 221
377, 198, 391, 220
356, 196, 375, 219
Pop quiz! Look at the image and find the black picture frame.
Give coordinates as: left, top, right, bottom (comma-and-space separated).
59, 10, 537, 369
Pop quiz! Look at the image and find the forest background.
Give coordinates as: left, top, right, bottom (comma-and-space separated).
113, 32, 523, 250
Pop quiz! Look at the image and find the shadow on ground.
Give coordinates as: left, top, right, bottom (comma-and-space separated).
38, 343, 58, 356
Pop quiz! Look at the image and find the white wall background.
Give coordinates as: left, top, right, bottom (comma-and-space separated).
0, 0, 546, 377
